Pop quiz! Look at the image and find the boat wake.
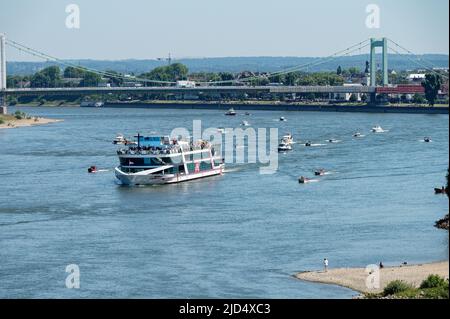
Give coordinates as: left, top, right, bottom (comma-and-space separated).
303, 143, 326, 147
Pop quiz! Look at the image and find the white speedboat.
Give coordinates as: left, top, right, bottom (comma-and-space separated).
424, 137, 432, 143
217, 127, 225, 134
241, 120, 250, 127
353, 132, 363, 138
278, 142, 292, 152
115, 134, 225, 186
225, 108, 237, 116
280, 117, 287, 122
113, 134, 127, 145
372, 125, 386, 133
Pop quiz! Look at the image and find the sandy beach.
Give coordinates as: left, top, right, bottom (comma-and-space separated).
0, 117, 62, 129
296, 261, 449, 294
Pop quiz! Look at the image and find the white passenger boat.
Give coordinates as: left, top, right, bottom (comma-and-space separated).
115, 134, 225, 186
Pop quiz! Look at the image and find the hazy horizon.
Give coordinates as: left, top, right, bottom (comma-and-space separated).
0, 0, 448, 62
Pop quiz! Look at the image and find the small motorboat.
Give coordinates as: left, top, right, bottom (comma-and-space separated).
372, 125, 386, 133
424, 137, 432, 143
113, 134, 127, 145
88, 166, 98, 173
225, 108, 237, 116
298, 176, 310, 184
305, 141, 312, 147
245, 112, 251, 116
328, 139, 339, 143
280, 117, 287, 122
353, 132, 363, 138
241, 120, 250, 127
434, 187, 447, 194
278, 142, 292, 152
315, 169, 326, 176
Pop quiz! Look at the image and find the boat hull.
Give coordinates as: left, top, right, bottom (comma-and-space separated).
115, 166, 224, 186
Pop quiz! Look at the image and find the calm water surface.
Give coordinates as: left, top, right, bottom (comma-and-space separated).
0, 106, 448, 298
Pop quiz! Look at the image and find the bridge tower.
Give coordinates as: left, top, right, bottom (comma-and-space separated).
0, 33, 6, 114
370, 37, 388, 87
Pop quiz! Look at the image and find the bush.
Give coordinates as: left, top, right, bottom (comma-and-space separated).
422, 282, 449, 299
14, 110, 24, 120
383, 280, 414, 296
0, 118, 4, 125
420, 275, 447, 289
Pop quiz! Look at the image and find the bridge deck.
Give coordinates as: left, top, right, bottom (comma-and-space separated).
3, 85, 377, 96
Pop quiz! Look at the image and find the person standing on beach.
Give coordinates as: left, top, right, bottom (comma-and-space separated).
323, 258, 329, 272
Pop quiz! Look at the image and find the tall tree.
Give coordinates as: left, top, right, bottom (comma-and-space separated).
31, 72, 51, 88
421, 74, 442, 106
64, 66, 85, 78
141, 63, 189, 85
337, 66, 342, 75
80, 72, 102, 87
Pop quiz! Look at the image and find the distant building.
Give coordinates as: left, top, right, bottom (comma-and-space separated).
122, 81, 142, 87
176, 80, 196, 88
98, 82, 111, 88
407, 74, 426, 82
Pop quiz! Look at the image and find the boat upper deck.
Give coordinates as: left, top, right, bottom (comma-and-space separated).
117, 135, 216, 156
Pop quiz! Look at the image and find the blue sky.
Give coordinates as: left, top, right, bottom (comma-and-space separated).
0, 0, 448, 61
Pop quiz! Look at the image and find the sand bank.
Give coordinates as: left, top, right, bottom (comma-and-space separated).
296, 261, 449, 294
0, 117, 62, 129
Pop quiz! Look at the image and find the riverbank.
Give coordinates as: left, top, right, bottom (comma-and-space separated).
0, 115, 62, 129
103, 101, 449, 114
295, 261, 449, 295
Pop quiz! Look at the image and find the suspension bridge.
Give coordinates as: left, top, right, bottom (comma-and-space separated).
0, 34, 447, 115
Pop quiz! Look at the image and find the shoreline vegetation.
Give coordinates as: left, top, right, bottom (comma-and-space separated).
0, 112, 62, 130
296, 261, 449, 298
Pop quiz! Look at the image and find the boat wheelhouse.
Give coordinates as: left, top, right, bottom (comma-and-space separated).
115, 134, 225, 185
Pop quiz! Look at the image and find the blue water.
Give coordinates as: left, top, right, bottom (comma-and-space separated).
0, 106, 448, 298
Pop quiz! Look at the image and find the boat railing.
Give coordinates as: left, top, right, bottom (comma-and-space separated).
117, 147, 183, 156
117, 140, 213, 156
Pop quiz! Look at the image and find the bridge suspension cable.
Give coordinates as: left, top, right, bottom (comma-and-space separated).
6, 38, 177, 84
387, 38, 448, 79
232, 39, 371, 84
